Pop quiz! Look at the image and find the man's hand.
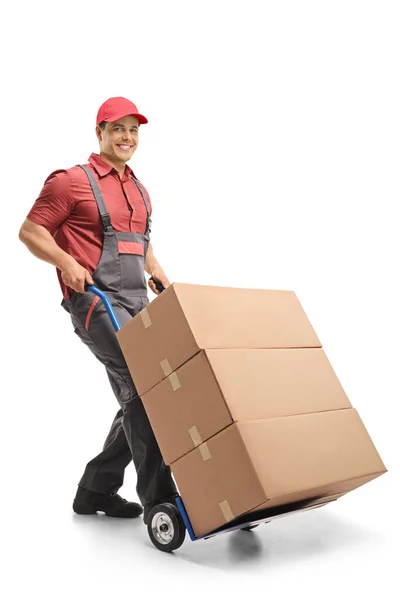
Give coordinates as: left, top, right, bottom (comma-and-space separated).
60, 256, 94, 293
149, 265, 170, 295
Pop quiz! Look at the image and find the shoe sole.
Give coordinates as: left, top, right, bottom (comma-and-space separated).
73, 504, 98, 515
73, 504, 142, 518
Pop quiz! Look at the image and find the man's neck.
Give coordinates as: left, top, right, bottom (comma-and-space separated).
99, 152, 126, 179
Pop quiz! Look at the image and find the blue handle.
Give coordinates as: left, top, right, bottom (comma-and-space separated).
86, 285, 121, 332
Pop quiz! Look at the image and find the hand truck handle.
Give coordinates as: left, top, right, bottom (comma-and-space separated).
85, 279, 165, 333
85, 284, 121, 332
149, 276, 165, 294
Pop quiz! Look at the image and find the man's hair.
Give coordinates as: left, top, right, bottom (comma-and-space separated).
98, 120, 140, 130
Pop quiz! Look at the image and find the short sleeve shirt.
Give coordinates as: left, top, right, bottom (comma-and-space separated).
27, 153, 152, 299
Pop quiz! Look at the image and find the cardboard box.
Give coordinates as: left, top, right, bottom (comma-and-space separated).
171, 408, 387, 537
142, 347, 352, 464
117, 283, 321, 396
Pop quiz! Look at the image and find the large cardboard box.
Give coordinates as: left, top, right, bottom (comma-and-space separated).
171, 408, 387, 537
142, 347, 352, 464
117, 283, 321, 396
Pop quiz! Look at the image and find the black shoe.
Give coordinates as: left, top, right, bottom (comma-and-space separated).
73, 486, 143, 518
143, 494, 179, 525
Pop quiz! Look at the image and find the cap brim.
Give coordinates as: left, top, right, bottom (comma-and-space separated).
103, 111, 148, 125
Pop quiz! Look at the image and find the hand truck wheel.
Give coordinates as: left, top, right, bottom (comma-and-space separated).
147, 502, 186, 552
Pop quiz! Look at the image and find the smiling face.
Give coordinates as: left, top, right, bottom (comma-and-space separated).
96, 115, 139, 168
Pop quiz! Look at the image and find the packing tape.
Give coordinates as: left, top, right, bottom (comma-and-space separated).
188, 426, 203, 447
160, 358, 172, 376
140, 308, 152, 329
199, 442, 211, 461
219, 500, 234, 522
169, 372, 181, 391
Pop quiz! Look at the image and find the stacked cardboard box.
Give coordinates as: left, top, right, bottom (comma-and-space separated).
117, 283, 386, 538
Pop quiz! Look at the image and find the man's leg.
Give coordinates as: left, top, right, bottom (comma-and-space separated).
104, 363, 178, 506
77, 406, 132, 494
70, 297, 177, 506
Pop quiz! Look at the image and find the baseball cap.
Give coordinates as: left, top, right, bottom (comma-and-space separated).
96, 97, 148, 126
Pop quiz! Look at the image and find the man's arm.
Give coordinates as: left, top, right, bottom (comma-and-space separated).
144, 242, 158, 275
19, 218, 93, 293
20, 169, 93, 294
145, 242, 171, 294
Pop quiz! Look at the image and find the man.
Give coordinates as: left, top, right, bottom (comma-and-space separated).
19, 96, 178, 524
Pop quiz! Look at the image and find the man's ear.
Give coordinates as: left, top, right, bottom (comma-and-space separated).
95, 125, 102, 142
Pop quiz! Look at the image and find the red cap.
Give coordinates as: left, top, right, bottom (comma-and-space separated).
96, 97, 148, 126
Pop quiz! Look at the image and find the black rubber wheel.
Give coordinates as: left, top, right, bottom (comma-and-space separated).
240, 524, 260, 531
147, 502, 186, 552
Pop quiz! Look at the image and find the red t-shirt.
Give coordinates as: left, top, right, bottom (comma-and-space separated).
27, 153, 152, 300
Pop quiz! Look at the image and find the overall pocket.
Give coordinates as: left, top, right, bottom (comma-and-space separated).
118, 240, 147, 294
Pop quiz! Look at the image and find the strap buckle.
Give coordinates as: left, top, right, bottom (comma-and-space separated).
101, 214, 112, 231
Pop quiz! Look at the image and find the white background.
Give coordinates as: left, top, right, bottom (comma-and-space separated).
1, 1, 398, 598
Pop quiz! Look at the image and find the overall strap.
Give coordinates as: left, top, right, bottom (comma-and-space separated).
130, 174, 152, 239
77, 164, 113, 232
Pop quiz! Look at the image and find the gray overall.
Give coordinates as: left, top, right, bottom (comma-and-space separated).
62, 164, 177, 506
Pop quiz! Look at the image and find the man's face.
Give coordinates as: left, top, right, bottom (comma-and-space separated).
96, 115, 139, 163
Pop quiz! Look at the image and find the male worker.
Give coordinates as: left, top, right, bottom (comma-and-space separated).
19, 96, 178, 524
